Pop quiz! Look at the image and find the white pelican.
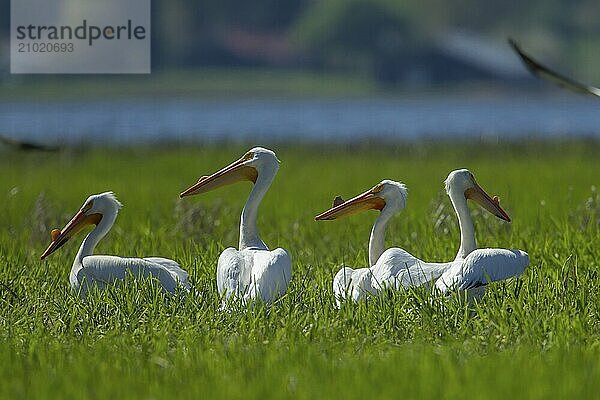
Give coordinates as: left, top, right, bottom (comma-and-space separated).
180, 147, 291, 305
315, 170, 529, 303
41, 192, 192, 297
315, 180, 411, 303
433, 170, 529, 295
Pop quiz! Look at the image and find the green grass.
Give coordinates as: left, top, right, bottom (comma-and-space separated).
0, 68, 519, 100
1, 141, 599, 399
0, 69, 378, 100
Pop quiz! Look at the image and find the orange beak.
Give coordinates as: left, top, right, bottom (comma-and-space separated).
465, 183, 511, 222
40, 209, 102, 260
180, 156, 258, 198
315, 189, 385, 221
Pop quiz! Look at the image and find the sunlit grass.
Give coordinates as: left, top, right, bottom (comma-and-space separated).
1, 141, 599, 399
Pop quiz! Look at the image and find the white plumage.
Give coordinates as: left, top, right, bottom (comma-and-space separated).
41, 192, 192, 297
333, 267, 377, 303
180, 147, 292, 305
217, 247, 291, 303
435, 249, 529, 293
318, 170, 529, 304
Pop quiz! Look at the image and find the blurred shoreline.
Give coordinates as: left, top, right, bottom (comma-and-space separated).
0, 68, 567, 101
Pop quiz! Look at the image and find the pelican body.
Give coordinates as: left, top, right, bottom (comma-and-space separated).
315, 170, 529, 303
180, 147, 291, 305
41, 192, 192, 297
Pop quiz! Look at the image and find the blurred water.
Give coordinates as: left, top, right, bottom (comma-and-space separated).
0, 96, 598, 144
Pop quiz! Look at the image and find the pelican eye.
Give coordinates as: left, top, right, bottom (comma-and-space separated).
371, 183, 384, 193
82, 202, 93, 213
243, 152, 254, 161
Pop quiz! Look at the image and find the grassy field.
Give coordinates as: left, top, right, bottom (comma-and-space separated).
0, 141, 599, 399
0, 68, 528, 100
0, 69, 377, 100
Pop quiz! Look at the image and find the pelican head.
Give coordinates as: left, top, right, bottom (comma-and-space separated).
180, 147, 280, 198
41, 192, 122, 260
445, 169, 511, 222
315, 180, 407, 221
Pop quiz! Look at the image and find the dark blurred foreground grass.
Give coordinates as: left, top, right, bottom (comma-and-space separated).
0, 140, 599, 399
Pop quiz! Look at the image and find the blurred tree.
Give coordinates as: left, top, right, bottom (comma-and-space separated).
202, 0, 308, 31
292, 0, 416, 75
153, 0, 308, 67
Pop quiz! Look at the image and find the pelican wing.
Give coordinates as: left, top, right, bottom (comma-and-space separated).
217, 247, 246, 300
435, 248, 529, 293
332, 266, 356, 304
333, 249, 451, 305
372, 248, 449, 290
509, 38, 600, 97
76, 255, 187, 294
243, 248, 292, 304
143, 257, 192, 291
333, 266, 383, 305
392, 261, 449, 289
